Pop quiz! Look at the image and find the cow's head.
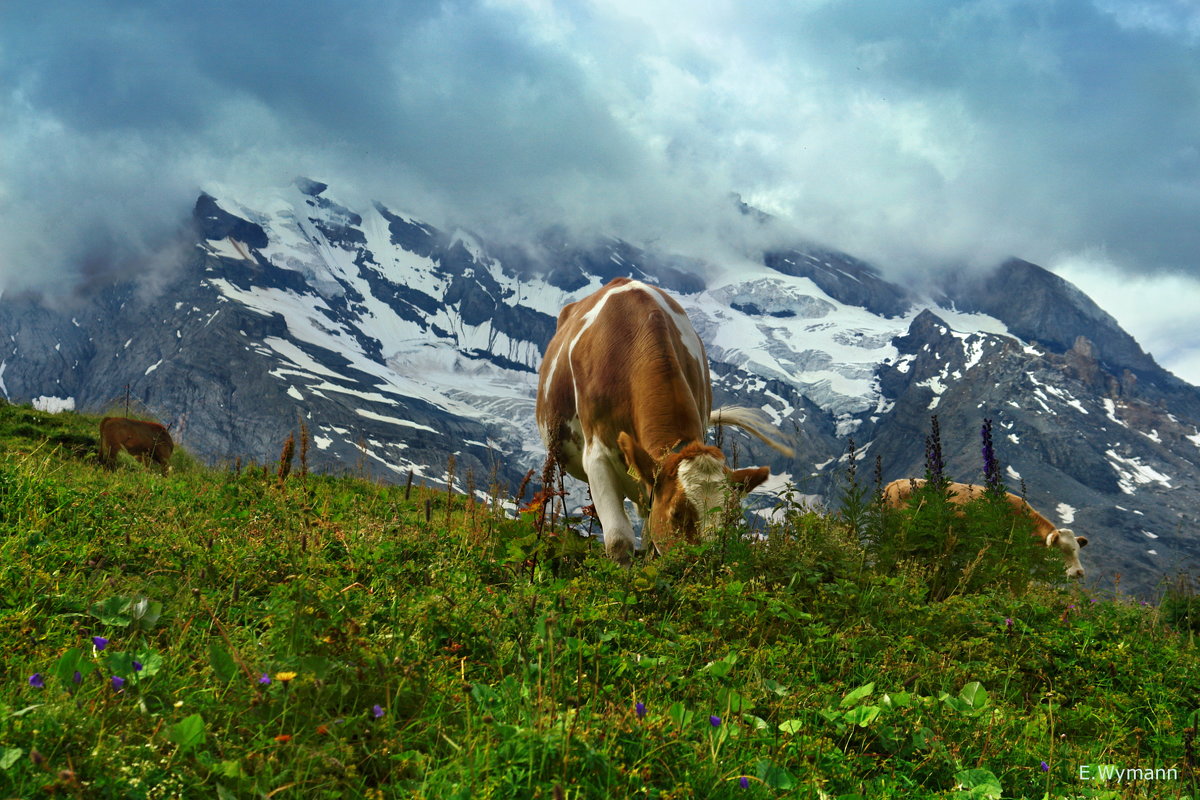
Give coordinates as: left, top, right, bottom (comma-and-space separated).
1046, 528, 1088, 579
617, 433, 769, 555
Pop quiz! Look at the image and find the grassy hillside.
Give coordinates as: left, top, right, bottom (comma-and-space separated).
0, 400, 1197, 799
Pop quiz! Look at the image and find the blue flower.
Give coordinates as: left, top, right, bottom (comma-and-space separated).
92, 636, 108, 651
739, 776, 750, 788
72, 670, 82, 685
258, 673, 271, 685
1040, 761, 1049, 772
28, 673, 44, 688
636, 702, 646, 719
709, 715, 721, 727
372, 704, 385, 719
112, 675, 125, 692
133, 660, 143, 672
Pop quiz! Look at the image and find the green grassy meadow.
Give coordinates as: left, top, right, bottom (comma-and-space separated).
1, 400, 1198, 799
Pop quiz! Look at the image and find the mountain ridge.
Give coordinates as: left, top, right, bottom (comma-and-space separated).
1, 179, 1197, 597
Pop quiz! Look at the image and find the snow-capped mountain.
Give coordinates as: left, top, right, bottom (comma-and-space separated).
2, 178, 1197, 598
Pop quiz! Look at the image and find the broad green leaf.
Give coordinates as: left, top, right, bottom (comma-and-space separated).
668, 701, 694, 729
470, 683, 500, 709
106, 651, 137, 676
755, 759, 796, 790
298, 654, 333, 680
742, 713, 770, 731
943, 697, 970, 714
882, 691, 911, 708
839, 682, 875, 708
130, 597, 164, 631
954, 768, 1002, 799
169, 714, 206, 752
0, 747, 22, 771
52, 647, 96, 684
89, 595, 133, 627
208, 643, 238, 684
703, 652, 737, 678
716, 688, 749, 714
133, 649, 164, 678
843, 705, 881, 728
778, 719, 804, 734
959, 682, 989, 710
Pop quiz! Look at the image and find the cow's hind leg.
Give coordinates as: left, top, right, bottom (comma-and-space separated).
582, 441, 636, 566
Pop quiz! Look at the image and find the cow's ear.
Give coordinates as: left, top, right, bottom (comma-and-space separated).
1074, 534, 1088, 548
1045, 531, 1060, 548
618, 432, 658, 487
729, 465, 769, 494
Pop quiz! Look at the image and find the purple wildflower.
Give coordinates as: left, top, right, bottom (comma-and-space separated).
636, 702, 646, 719
72, 670, 82, 685
112, 675, 125, 692
740, 776, 750, 788
372, 704, 385, 719
92, 636, 108, 651
258, 673, 271, 685
924, 415, 946, 486
709, 715, 721, 727
133, 661, 143, 672
28, 673, 45, 688
981, 418, 1003, 492
1005, 617, 1013, 630
1040, 761, 1049, 772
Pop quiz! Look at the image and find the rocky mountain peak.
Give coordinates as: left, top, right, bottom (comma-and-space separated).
945, 258, 1159, 378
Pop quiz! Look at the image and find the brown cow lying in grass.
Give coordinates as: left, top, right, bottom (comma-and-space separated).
882, 478, 1089, 579
98, 417, 174, 474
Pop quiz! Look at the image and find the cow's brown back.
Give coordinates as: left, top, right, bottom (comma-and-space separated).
882, 478, 1055, 536
99, 417, 174, 473
881, 477, 1088, 578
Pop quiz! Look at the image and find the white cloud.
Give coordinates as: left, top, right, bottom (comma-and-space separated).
1094, 0, 1200, 41
1052, 252, 1200, 386
1, 0, 1200, 303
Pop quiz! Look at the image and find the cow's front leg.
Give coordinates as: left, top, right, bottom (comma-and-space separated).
582, 440, 635, 566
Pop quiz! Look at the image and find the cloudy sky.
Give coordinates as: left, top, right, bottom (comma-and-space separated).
2, 1, 1199, 380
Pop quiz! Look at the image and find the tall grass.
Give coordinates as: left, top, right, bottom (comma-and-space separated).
0, 400, 1196, 799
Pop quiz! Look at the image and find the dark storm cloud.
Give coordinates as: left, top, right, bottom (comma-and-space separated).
0, 0, 649, 289
2, 0, 1199, 295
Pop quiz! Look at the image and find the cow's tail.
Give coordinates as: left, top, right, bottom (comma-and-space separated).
710, 406, 795, 457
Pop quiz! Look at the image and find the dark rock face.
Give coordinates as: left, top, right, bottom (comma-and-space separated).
764, 248, 912, 318
944, 258, 1157, 376
195, 194, 269, 248
1, 184, 1198, 598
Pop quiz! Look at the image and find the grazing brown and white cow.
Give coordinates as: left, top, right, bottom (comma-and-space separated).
882, 478, 1089, 578
537, 277, 793, 564
98, 417, 174, 474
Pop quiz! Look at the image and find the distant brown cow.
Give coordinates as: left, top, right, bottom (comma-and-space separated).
882, 478, 1088, 579
98, 417, 174, 474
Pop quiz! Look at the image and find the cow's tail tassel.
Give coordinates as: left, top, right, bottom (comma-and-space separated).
710, 406, 795, 457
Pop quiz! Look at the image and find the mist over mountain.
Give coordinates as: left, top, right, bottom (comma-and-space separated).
2, 179, 1197, 598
